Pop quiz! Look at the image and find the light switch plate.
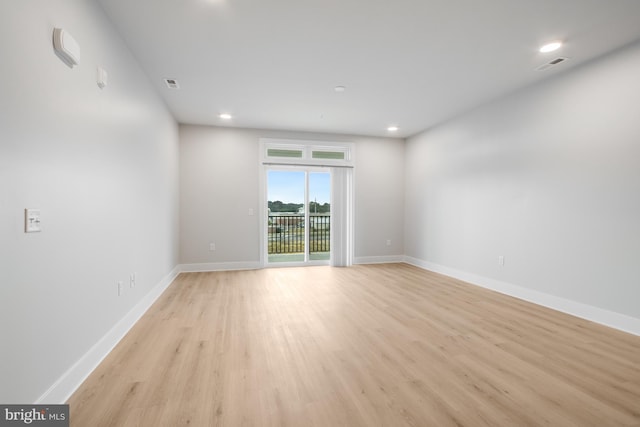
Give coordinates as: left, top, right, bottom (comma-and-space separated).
25, 209, 42, 233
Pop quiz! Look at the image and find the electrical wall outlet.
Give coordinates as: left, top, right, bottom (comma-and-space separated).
498, 255, 505, 266
209, 243, 216, 251
117, 281, 123, 296
130, 273, 136, 288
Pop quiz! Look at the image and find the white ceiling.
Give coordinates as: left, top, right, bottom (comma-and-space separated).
98, 0, 640, 138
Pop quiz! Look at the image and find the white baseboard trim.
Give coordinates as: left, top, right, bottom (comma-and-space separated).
354, 255, 405, 265
179, 261, 262, 272
36, 266, 181, 404
403, 256, 640, 337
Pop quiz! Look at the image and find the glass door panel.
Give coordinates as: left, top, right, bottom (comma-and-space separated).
267, 170, 305, 263
309, 172, 331, 261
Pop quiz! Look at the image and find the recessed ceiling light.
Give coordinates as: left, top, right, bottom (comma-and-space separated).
539, 41, 562, 53
219, 113, 232, 120
387, 126, 399, 132
334, 86, 346, 93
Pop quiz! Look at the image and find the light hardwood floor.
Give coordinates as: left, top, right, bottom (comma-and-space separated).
68, 264, 640, 426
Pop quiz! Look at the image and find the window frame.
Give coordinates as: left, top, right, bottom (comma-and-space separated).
260, 138, 354, 167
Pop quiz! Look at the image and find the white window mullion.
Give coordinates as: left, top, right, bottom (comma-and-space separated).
304, 171, 310, 262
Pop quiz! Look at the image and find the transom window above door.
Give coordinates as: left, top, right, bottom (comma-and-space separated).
260, 138, 354, 167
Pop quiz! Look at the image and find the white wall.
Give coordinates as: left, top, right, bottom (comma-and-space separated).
405, 41, 640, 323
0, 0, 179, 403
179, 125, 404, 267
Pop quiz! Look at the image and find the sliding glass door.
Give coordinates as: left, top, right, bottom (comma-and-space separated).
266, 168, 331, 265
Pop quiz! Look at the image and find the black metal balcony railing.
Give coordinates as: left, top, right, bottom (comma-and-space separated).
268, 215, 330, 254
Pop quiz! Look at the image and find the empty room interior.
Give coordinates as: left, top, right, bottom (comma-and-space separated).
2, 0, 640, 426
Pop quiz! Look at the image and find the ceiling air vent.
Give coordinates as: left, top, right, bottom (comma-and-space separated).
164, 78, 180, 89
536, 57, 569, 71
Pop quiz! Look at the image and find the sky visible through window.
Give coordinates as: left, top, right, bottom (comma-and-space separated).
268, 170, 330, 204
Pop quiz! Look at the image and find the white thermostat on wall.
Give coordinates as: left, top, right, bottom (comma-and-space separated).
53, 28, 80, 67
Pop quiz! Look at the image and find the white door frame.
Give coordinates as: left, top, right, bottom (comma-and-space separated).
261, 165, 331, 267
258, 138, 355, 268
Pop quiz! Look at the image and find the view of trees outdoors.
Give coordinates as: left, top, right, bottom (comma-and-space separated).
268, 201, 330, 213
